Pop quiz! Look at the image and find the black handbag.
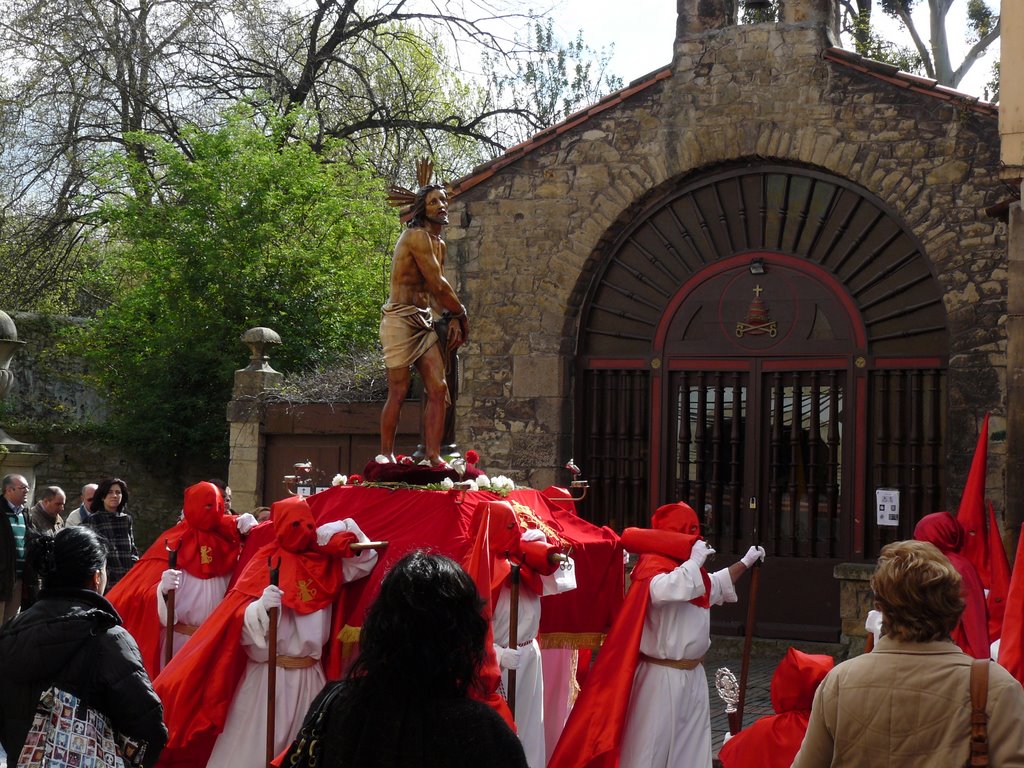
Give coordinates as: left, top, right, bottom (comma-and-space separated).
282, 681, 348, 768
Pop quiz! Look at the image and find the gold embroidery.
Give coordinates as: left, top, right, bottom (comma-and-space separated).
200, 545, 213, 565
297, 579, 317, 602
509, 501, 566, 548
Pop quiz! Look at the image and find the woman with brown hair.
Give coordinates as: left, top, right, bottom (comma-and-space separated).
792, 540, 1024, 767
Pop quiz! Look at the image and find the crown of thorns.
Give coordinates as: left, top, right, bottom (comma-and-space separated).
387, 157, 447, 218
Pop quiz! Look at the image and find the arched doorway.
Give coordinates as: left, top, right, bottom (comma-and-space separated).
576, 163, 948, 640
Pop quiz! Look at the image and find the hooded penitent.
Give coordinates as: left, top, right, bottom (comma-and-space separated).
718, 648, 834, 768
463, 499, 562, 732
547, 502, 706, 768
913, 511, 989, 659
105, 481, 243, 678
153, 496, 359, 768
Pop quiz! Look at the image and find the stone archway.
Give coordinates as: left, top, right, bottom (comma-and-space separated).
575, 162, 948, 640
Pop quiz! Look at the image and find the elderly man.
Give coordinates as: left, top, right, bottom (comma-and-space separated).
0, 474, 32, 623
29, 485, 66, 536
65, 482, 98, 526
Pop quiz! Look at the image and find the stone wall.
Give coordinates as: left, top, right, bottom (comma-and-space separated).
1, 311, 217, 548
446, 20, 1007, 510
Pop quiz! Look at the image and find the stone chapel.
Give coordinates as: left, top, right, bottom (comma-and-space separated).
441, 0, 1011, 640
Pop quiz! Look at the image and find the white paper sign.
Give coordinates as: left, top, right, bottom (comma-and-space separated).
876, 488, 899, 527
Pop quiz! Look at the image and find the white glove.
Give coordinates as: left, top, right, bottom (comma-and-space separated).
741, 545, 766, 568
316, 520, 349, 546
688, 539, 715, 568
258, 584, 283, 612
159, 569, 182, 596
521, 528, 547, 543
236, 513, 257, 535
494, 644, 521, 670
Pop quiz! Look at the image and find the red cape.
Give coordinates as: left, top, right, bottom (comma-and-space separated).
717, 648, 833, 768
547, 570, 654, 768
913, 512, 989, 659
985, 500, 1011, 642
105, 543, 168, 681
998, 523, 1024, 683
153, 588, 250, 768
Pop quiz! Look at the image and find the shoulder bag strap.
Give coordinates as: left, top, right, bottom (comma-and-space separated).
968, 658, 989, 768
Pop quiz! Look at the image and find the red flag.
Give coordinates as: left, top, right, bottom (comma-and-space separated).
998, 524, 1024, 683
986, 500, 1012, 642
956, 413, 989, 582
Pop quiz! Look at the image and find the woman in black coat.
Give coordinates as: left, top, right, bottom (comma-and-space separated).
0, 525, 167, 766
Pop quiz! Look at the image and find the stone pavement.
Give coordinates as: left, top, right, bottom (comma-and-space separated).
705, 636, 847, 765
0, 638, 844, 768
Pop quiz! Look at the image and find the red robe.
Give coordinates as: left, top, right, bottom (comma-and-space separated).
106, 482, 241, 679
717, 648, 833, 768
548, 523, 706, 768
913, 512, 989, 658
462, 499, 561, 731
154, 496, 357, 768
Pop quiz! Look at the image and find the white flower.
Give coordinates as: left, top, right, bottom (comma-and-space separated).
440, 477, 455, 489
465, 479, 479, 492
476, 474, 491, 489
492, 475, 515, 490
332, 474, 347, 487
450, 457, 467, 477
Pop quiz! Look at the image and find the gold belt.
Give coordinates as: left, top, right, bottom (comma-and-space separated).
276, 655, 319, 669
639, 652, 705, 670
172, 622, 199, 636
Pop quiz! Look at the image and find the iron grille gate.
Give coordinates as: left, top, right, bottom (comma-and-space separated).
668, 367, 847, 560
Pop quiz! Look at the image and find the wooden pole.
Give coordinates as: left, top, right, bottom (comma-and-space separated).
163, 540, 178, 669
736, 561, 761, 731
266, 557, 281, 768
506, 562, 521, 718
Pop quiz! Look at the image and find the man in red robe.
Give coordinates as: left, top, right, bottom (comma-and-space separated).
153, 495, 377, 768
913, 511, 989, 659
548, 502, 764, 768
106, 481, 255, 678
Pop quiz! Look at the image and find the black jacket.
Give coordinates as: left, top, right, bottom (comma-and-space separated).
0, 587, 167, 766
311, 680, 529, 768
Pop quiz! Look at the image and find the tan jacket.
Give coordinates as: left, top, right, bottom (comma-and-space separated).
791, 636, 1024, 767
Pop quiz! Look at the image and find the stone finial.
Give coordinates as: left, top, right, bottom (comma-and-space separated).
240, 327, 282, 374
677, 0, 736, 38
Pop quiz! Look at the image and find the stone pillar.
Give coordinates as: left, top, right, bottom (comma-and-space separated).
0, 311, 46, 492
676, 0, 736, 38
1002, 0, 1024, 539
226, 327, 284, 513
782, 0, 840, 44
834, 561, 875, 658
1007, 200, 1024, 536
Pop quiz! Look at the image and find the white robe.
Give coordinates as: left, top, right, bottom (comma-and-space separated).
492, 562, 576, 768
619, 562, 738, 768
156, 572, 231, 668
206, 549, 377, 768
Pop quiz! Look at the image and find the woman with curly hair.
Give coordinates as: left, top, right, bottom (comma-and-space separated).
285, 550, 527, 768
83, 478, 138, 587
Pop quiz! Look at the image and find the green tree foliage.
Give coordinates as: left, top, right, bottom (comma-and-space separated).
841, 0, 999, 88
78, 109, 397, 467
482, 18, 624, 146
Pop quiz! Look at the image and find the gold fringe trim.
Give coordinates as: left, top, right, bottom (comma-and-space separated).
337, 625, 363, 643
538, 632, 606, 651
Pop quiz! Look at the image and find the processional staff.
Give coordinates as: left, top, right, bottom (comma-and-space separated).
164, 539, 178, 668
266, 556, 281, 768
506, 561, 521, 718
